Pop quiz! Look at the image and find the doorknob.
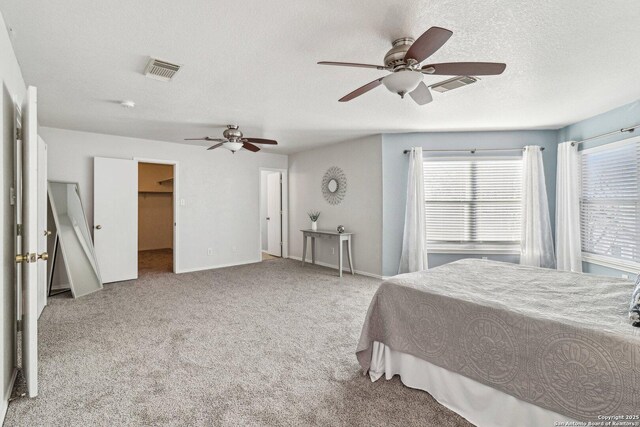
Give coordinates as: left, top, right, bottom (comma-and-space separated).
95, 225, 102, 230
44, 230, 52, 236
38, 252, 48, 261
266, 217, 270, 220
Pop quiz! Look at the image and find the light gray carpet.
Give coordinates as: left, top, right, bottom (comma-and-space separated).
6, 259, 471, 426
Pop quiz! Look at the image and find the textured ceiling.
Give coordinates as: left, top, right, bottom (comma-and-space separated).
1, 0, 639, 153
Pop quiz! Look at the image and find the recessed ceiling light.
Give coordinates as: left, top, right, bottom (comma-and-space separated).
120, 100, 135, 109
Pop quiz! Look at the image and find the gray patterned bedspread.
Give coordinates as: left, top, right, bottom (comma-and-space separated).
356, 259, 640, 421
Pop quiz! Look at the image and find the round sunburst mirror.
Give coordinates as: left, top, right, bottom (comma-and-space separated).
322, 166, 347, 205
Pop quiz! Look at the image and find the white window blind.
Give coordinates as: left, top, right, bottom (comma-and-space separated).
423, 157, 522, 251
580, 138, 640, 267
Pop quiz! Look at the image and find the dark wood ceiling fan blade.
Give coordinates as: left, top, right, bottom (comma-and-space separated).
244, 137, 277, 145
409, 82, 433, 105
404, 27, 453, 63
207, 143, 224, 150
339, 78, 384, 102
318, 61, 388, 70
242, 142, 261, 152
422, 62, 506, 75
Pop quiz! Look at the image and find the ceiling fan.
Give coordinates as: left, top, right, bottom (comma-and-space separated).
185, 125, 277, 153
318, 26, 506, 105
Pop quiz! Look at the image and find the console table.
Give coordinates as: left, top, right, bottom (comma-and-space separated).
300, 229, 354, 277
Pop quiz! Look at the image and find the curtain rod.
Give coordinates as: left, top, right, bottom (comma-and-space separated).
402, 147, 544, 154
571, 124, 639, 146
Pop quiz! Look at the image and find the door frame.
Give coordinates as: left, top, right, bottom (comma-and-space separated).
259, 167, 288, 259
133, 157, 179, 273
13, 104, 22, 329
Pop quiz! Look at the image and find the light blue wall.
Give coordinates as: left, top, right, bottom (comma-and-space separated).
558, 99, 640, 279
381, 130, 559, 277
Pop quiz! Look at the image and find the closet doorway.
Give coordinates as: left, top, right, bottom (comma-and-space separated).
260, 168, 288, 261
137, 161, 177, 274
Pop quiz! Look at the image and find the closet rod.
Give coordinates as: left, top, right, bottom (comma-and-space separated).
402, 147, 544, 154
571, 124, 639, 146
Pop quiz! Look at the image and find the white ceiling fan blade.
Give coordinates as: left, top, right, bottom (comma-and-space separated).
409, 82, 433, 105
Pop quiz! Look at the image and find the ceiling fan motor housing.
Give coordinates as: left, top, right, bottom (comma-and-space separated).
384, 38, 415, 68
223, 125, 243, 141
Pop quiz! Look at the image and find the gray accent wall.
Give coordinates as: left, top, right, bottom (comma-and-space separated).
558, 99, 640, 279
288, 135, 383, 277
381, 130, 559, 277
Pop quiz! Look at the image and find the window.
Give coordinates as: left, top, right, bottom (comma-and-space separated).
580, 138, 640, 269
423, 157, 522, 253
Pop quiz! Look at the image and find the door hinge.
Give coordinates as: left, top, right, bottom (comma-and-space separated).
15, 128, 22, 141
280, 241, 283, 246
10, 187, 16, 206
16, 253, 36, 263
17, 318, 23, 332
16, 224, 22, 236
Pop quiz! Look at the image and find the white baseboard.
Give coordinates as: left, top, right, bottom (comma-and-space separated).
176, 258, 261, 274
288, 256, 383, 279
175, 256, 384, 280
1, 368, 18, 424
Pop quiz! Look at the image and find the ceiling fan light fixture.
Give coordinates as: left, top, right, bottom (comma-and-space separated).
382, 70, 423, 98
223, 141, 244, 152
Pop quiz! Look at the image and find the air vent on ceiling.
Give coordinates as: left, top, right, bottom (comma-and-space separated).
431, 76, 478, 93
144, 58, 181, 82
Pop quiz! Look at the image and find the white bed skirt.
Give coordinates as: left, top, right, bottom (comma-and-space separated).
369, 341, 578, 427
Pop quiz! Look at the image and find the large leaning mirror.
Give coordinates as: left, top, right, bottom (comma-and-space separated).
48, 181, 103, 298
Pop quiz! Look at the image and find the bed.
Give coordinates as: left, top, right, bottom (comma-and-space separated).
356, 259, 640, 426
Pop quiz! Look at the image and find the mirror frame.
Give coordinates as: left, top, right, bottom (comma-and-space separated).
321, 166, 347, 205
48, 180, 103, 298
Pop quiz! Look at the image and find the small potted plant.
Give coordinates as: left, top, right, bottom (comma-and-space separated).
308, 210, 320, 231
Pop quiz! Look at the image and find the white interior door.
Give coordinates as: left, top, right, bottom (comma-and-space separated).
93, 157, 138, 283
19, 86, 39, 397
37, 137, 47, 318
266, 172, 282, 257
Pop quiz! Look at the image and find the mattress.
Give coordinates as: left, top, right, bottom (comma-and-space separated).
356, 259, 640, 422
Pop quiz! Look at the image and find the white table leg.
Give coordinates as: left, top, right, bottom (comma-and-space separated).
302, 235, 307, 265
338, 239, 343, 278
311, 237, 316, 264
347, 238, 354, 275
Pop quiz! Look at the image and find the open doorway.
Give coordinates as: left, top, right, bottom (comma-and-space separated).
260, 169, 288, 261
138, 162, 174, 274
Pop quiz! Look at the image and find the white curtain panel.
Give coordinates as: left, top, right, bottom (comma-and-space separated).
520, 146, 556, 268
399, 147, 428, 274
555, 142, 583, 272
